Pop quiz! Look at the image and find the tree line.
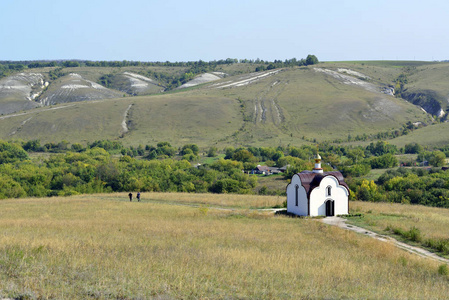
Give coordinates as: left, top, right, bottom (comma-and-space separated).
350, 168, 449, 208
0, 56, 319, 87
2, 138, 449, 208
0, 140, 257, 199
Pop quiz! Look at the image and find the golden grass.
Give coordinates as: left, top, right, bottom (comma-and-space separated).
0, 194, 448, 299
117, 191, 285, 209
349, 200, 449, 241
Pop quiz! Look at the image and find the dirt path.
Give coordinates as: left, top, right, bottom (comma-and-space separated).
120, 104, 133, 136
0, 104, 76, 120
321, 217, 449, 264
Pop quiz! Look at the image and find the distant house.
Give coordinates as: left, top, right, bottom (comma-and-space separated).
286, 154, 349, 217
253, 165, 281, 175
279, 165, 290, 173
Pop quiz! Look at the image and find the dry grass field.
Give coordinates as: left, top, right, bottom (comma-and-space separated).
349, 201, 449, 246
1, 194, 449, 299
135, 192, 284, 208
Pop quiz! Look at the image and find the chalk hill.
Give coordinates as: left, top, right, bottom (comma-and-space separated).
109, 72, 164, 95
39, 73, 122, 105
0, 61, 448, 148
0, 73, 45, 114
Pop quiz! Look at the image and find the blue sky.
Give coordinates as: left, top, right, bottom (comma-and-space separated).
1, 0, 447, 62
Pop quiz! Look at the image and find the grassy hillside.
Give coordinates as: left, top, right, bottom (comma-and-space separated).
1, 193, 448, 299
403, 63, 449, 116
209, 66, 428, 144
0, 94, 242, 147
121, 94, 242, 146
383, 121, 449, 148
1, 61, 449, 148
0, 100, 127, 143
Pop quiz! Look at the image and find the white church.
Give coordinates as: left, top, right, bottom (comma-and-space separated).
286, 154, 349, 217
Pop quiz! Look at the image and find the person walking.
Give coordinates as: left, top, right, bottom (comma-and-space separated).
128, 192, 133, 202
137, 192, 141, 202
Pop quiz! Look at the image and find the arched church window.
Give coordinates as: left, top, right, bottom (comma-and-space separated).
326, 186, 332, 196
295, 185, 299, 206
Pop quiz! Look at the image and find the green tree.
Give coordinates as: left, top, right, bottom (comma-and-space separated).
224, 147, 235, 159
232, 149, 256, 162
23, 140, 41, 152
356, 179, 383, 202
305, 54, 319, 65
404, 143, 423, 154
366, 141, 397, 156
71, 143, 84, 152
180, 144, 199, 156
429, 151, 446, 167
347, 148, 365, 164
341, 164, 371, 177
207, 147, 217, 157
0, 141, 29, 164
0, 174, 26, 199
370, 153, 398, 169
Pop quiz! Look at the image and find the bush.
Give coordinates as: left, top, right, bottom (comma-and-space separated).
210, 179, 242, 193
425, 238, 449, 255
388, 226, 422, 243
408, 226, 422, 242
180, 144, 199, 156
341, 164, 371, 177
207, 147, 217, 157
438, 264, 448, 276
0, 141, 29, 164
232, 149, 256, 162
370, 153, 398, 169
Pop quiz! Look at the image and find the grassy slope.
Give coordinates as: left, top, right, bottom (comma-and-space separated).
0, 100, 127, 143
201, 65, 428, 145
387, 121, 449, 148
0, 96, 41, 115
403, 62, 449, 110
120, 93, 242, 147
0, 94, 242, 147
0, 194, 448, 299
348, 200, 449, 249
1, 61, 448, 148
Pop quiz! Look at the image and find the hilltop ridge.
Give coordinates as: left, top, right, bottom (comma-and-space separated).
0, 60, 446, 148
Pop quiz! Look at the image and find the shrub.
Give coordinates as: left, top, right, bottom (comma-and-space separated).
408, 226, 422, 242
438, 264, 448, 276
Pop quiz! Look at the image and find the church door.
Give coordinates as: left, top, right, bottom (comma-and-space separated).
325, 200, 335, 216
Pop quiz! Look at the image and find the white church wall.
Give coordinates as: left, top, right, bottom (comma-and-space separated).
309, 176, 349, 216
286, 174, 308, 216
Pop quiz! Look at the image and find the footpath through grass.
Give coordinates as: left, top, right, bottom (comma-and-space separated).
1, 194, 449, 299
348, 201, 449, 257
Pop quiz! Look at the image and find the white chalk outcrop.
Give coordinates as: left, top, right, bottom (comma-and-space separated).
177, 73, 224, 89
39, 73, 121, 106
